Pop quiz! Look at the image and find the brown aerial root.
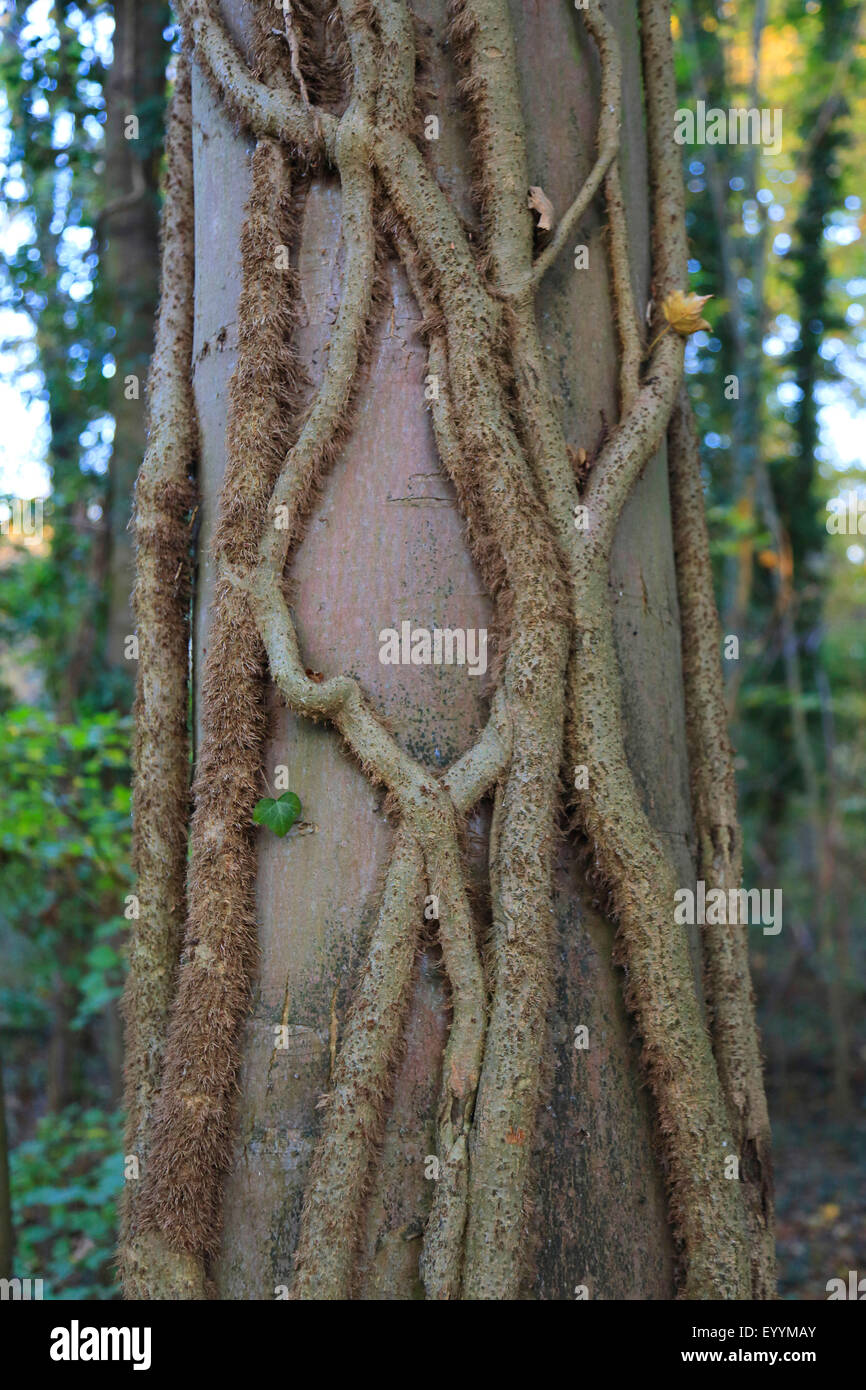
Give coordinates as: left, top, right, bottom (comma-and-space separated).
125, 0, 774, 1301
125, 135, 308, 1293
668, 387, 776, 1299
121, 54, 196, 1279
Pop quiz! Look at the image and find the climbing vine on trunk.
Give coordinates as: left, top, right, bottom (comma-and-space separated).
121, 0, 774, 1300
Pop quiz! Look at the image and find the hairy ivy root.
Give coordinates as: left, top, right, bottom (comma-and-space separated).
121, 58, 196, 1285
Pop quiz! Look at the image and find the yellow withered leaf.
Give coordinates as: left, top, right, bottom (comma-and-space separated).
662, 290, 713, 336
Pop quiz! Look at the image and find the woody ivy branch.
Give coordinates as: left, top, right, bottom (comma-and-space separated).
121, 0, 774, 1300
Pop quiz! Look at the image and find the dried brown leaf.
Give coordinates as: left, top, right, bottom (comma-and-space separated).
528, 185, 555, 232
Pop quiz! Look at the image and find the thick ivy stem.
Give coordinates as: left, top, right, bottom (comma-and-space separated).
177, 0, 336, 156
581, 5, 643, 415
290, 832, 425, 1298
570, 570, 751, 1298
668, 387, 776, 1298
639, 0, 690, 303
603, 156, 643, 415
519, 0, 621, 295
121, 55, 196, 1282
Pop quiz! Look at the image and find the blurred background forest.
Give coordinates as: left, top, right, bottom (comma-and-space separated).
0, 0, 863, 1299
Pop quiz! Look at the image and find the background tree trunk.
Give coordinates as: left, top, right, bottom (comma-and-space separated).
185, 0, 700, 1299
103, 1, 170, 672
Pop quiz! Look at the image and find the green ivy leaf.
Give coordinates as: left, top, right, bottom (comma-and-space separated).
253, 791, 302, 837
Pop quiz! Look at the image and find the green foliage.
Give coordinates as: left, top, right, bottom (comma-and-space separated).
0, 707, 131, 1038
253, 791, 302, 838
0, 709, 129, 1300
674, 1, 866, 1169
9, 1104, 122, 1299
0, 2, 116, 706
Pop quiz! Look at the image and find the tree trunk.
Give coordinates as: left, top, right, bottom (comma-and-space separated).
122, 0, 774, 1301
103, 1, 169, 671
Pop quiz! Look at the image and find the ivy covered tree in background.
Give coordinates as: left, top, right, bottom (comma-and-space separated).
674, 0, 866, 1293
